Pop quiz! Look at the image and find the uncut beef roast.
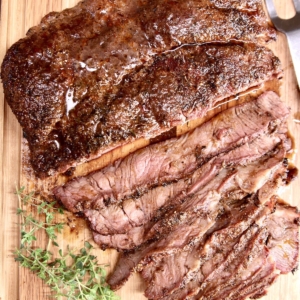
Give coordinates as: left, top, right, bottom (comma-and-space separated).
1, 0, 278, 178
54, 92, 300, 300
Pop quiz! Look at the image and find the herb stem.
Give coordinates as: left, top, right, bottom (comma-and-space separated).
14, 187, 119, 300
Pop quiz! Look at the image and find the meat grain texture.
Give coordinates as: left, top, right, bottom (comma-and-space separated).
1, 0, 299, 300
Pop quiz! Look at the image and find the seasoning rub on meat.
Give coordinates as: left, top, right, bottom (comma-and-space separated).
1, 0, 278, 178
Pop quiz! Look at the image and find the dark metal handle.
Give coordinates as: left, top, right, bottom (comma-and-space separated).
286, 30, 300, 88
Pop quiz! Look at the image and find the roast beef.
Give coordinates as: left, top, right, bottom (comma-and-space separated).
109, 199, 299, 300
54, 91, 289, 214
195, 254, 278, 300
107, 160, 287, 292
88, 133, 285, 237
142, 203, 270, 300
53, 92, 290, 253
93, 135, 285, 251
193, 202, 300, 300
140, 159, 288, 299
50, 91, 298, 300
165, 254, 277, 300
2, 1, 298, 299
2, 13, 279, 178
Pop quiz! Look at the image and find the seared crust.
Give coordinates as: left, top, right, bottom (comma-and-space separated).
2, 43, 281, 178
1, 0, 276, 178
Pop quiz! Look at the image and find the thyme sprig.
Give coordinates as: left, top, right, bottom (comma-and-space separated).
15, 187, 119, 300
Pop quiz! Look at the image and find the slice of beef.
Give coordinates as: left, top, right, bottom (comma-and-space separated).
107, 153, 287, 291
214, 203, 300, 300
229, 269, 278, 300
144, 206, 270, 300
87, 133, 285, 236
202, 246, 275, 299
160, 202, 299, 300
205, 249, 276, 300
199, 256, 278, 300
108, 244, 157, 292
265, 202, 300, 274
91, 135, 286, 250
54, 91, 289, 213
2, 39, 281, 177
194, 227, 270, 300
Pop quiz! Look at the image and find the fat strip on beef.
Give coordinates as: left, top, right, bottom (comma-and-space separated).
54, 91, 289, 213
3, 42, 280, 177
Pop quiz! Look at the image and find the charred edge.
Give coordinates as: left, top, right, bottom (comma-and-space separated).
292, 265, 299, 275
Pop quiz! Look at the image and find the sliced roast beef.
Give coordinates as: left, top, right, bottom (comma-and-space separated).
87, 133, 285, 235
107, 157, 287, 291
229, 268, 278, 300
107, 164, 297, 296
144, 202, 270, 300
204, 245, 277, 300
198, 255, 278, 300
195, 227, 270, 299
140, 201, 298, 300
265, 202, 300, 274
107, 193, 266, 292
50, 91, 297, 300
54, 91, 289, 213
208, 203, 299, 300
206, 247, 275, 300
91, 135, 287, 250
142, 171, 284, 300
148, 202, 299, 300
159, 237, 273, 300
139, 137, 284, 249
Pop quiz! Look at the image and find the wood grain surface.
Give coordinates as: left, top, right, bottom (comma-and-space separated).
1, 1, 300, 300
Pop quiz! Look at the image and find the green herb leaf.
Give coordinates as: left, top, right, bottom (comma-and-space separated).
15, 186, 119, 300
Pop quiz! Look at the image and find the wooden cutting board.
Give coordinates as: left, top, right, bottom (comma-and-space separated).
1, 1, 300, 300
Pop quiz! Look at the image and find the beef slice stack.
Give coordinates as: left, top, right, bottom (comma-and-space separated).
54, 91, 300, 300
